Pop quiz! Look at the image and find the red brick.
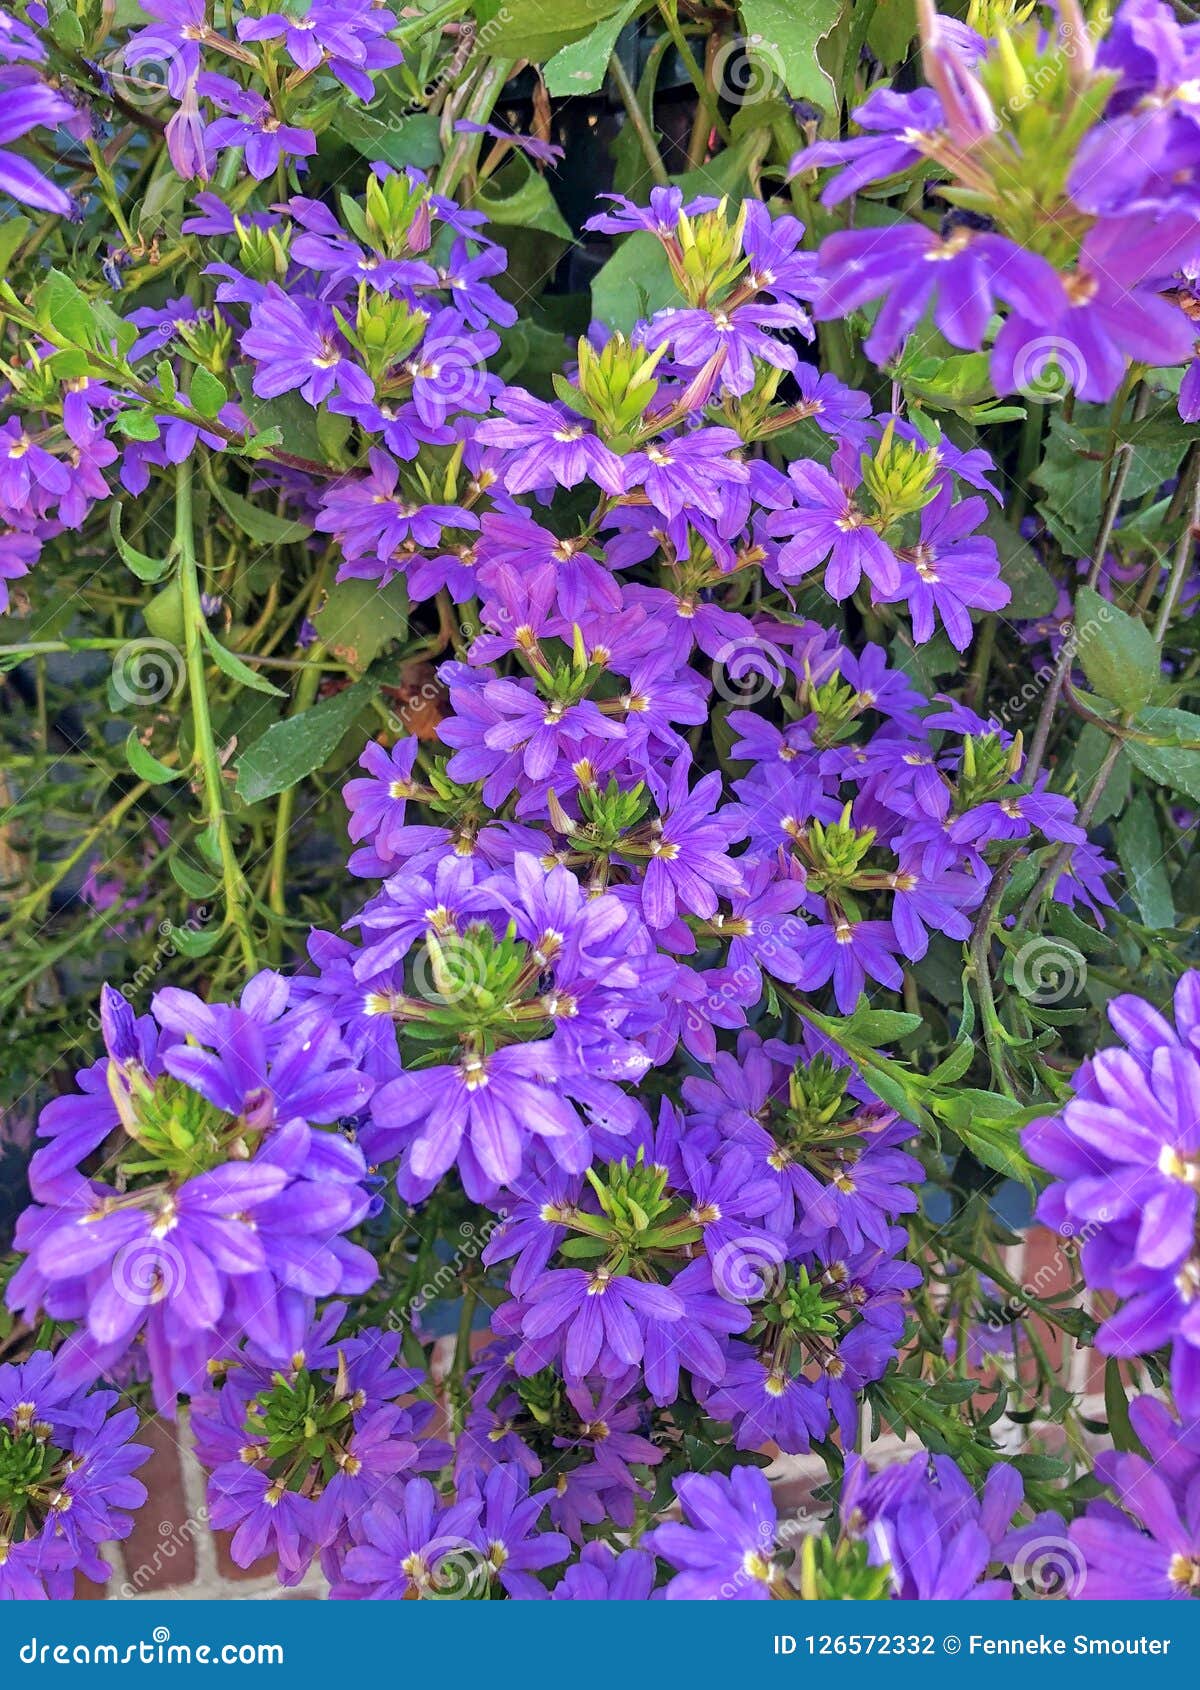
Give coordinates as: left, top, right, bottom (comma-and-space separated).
118, 1417, 199, 1595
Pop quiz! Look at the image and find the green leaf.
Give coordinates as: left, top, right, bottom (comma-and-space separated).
592, 232, 676, 335
211, 482, 313, 546
123, 728, 180, 785
110, 503, 173, 584
1074, 585, 1160, 713
473, 157, 572, 241
36, 269, 96, 347
313, 577, 409, 670
842, 1002, 923, 1044
333, 106, 442, 171
236, 680, 375, 804
935, 1092, 1035, 1189
113, 408, 162, 442
1104, 1358, 1148, 1456
984, 510, 1057, 619
142, 580, 186, 648
168, 920, 222, 958
925, 1036, 977, 1088
169, 856, 219, 898
0, 215, 30, 275
738, 0, 847, 111
1067, 722, 1129, 826
1125, 736, 1200, 801
232, 368, 327, 463
1034, 410, 1184, 557
544, 0, 641, 95
473, 0, 629, 60
190, 366, 228, 419
1116, 788, 1175, 928
866, 0, 916, 63
201, 623, 285, 697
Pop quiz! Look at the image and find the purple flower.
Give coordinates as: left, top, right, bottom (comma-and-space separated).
475, 389, 625, 495
584, 186, 719, 238
552, 1542, 657, 1599
0, 1353, 150, 1597
789, 86, 945, 206
648, 1467, 783, 1599
242, 285, 372, 407
332, 1478, 482, 1599
991, 214, 1200, 402
0, 72, 76, 215
767, 446, 901, 599
880, 482, 1009, 650
841, 1451, 1035, 1599
813, 220, 1065, 367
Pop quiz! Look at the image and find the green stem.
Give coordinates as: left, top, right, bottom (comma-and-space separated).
267, 640, 327, 937
656, 2, 732, 148
609, 52, 670, 187
175, 460, 257, 972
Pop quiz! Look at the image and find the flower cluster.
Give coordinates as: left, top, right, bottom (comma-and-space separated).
1025, 973, 1200, 1414
0, 1350, 149, 1598
2, 0, 1198, 1608
793, 0, 1200, 406
9, 980, 375, 1415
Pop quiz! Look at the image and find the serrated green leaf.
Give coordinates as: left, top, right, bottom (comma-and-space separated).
739, 0, 847, 111
313, 576, 409, 670
544, 0, 640, 95
1116, 788, 1175, 927
236, 680, 374, 804
473, 0, 627, 60
190, 366, 228, 418
211, 482, 313, 546
114, 408, 162, 442
1075, 585, 1160, 713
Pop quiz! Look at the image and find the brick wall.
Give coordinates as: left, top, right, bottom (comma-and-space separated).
82, 1228, 1104, 1601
